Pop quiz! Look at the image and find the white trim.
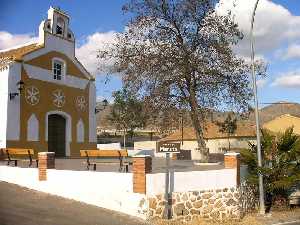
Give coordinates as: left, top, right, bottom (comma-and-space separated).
23, 64, 88, 89
45, 111, 71, 157
6, 63, 21, 141
89, 82, 96, 142
27, 114, 39, 141
0, 68, 9, 147
224, 152, 240, 156
76, 119, 84, 143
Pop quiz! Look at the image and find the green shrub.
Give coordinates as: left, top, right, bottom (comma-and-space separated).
240, 127, 300, 207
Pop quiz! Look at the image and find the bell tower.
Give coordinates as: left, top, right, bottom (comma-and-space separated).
38, 6, 75, 44
48, 7, 69, 39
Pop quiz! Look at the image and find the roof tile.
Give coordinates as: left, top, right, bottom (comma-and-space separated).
161, 121, 256, 142
0, 43, 42, 61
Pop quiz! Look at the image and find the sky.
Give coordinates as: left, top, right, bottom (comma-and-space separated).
0, 0, 300, 106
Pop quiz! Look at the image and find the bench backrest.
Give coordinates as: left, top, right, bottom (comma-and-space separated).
2, 148, 34, 156
80, 150, 128, 157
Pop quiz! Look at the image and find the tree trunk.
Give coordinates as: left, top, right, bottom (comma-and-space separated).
188, 91, 209, 162
123, 129, 126, 149
228, 134, 231, 152
130, 129, 134, 140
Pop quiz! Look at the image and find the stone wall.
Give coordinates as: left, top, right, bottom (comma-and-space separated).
240, 182, 257, 213
147, 188, 243, 222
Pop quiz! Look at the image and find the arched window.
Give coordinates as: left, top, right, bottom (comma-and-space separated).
52, 58, 66, 80
27, 114, 39, 141
56, 17, 65, 36
77, 119, 84, 143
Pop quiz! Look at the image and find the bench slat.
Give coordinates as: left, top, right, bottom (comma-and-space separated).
4, 148, 34, 155
80, 150, 128, 157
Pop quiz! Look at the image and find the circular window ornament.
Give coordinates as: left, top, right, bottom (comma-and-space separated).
52, 89, 65, 108
76, 96, 86, 111
25, 86, 40, 106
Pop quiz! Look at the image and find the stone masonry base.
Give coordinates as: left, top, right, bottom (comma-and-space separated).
147, 188, 242, 222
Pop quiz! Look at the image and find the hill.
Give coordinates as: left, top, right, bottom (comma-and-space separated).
96, 101, 300, 130
249, 102, 300, 124
96, 103, 114, 129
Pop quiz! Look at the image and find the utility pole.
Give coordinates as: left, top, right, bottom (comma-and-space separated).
250, 0, 265, 215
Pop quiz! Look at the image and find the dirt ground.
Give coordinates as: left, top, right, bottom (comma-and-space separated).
151, 208, 300, 225
0, 182, 147, 225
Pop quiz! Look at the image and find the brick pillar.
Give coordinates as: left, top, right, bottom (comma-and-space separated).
133, 155, 152, 194
38, 152, 55, 181
171, 153, 177, 160
224, 152, 240, 186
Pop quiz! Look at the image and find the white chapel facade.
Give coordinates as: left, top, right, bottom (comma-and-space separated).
0, 7, 97, 156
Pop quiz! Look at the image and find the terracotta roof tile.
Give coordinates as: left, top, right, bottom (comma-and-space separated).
0, 43, 43, 61
0, 43, 43, 70
160, 121, 256, 142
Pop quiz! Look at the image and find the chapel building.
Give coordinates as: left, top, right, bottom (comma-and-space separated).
0, 7, 97, 157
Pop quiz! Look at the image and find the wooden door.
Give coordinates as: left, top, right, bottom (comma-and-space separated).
48, 114, 66, 157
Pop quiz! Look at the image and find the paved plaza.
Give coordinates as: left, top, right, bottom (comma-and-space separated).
0, 157, 224, 173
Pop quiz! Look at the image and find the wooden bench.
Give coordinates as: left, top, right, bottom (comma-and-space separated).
0, 148, 38, 167
80, 150, 132, 172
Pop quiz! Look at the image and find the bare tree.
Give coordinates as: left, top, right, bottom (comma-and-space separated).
98, 0, 265, 161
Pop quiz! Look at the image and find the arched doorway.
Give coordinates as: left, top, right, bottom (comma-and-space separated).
48, 114, 66, 157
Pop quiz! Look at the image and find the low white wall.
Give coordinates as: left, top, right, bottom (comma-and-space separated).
97, 143, 121, 150
127, 149, 155, 157
134, 141, 157, 150
0, 166, 146, 219
146, 168, 237, 196
134, 141, 162, 157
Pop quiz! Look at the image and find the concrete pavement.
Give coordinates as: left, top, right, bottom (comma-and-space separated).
0, 182, 147, 225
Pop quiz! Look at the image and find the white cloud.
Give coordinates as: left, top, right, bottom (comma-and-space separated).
217, 0, 300, 57
75, 31, 117, 75
0, 31, 37, 50
96, 95, 114, 104
256, 79, 267, 88
272, 72, 300, 88
278, 43, 300, 60
96, 95, 106, 102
